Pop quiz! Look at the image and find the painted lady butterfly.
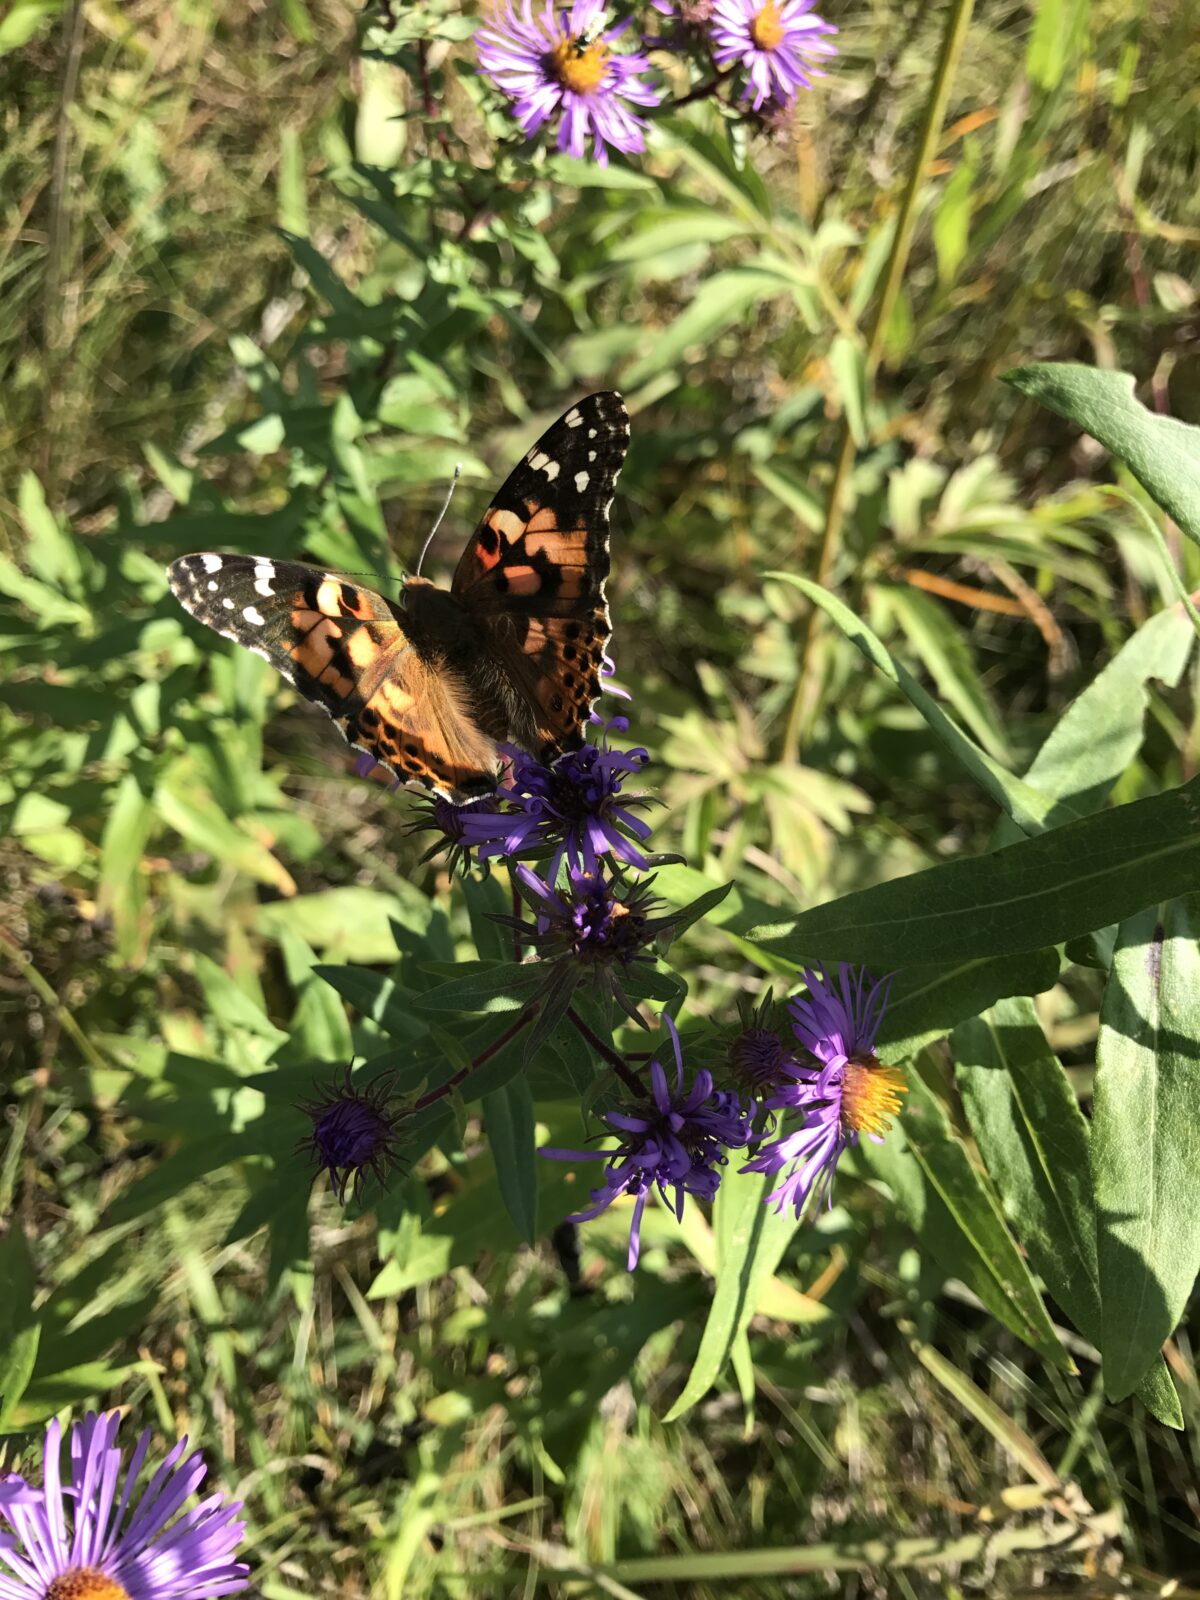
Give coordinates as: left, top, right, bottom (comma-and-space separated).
168, 392, 628, 801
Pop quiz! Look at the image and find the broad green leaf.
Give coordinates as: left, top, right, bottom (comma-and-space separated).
879, 950, 1060, 1062
484, 1079, 538, 1245
0, 0, 65, 54
828, 335, 867, 446
1003, 364, 1200, 545
769, 575, 1052, 833
1027, 0, 1093, 91
663, 1163, 807, 1422
1092, 898, 1200, 1400
258, 887, 427, 964
954, 996, 1181, 1426
742, 775, 1200, 969
19, 471, 84, 595
1015, 601, 1194, 829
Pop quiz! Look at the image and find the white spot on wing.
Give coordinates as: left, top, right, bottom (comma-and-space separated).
565, 407, 583, 427
207, 579, 218, 592
588, 428, 597, 439
574, 470, 590, 492
222, 597, 234, 610
527, 450, 560, 482
253, 561, 276, 597
201, 553, 223, 573
243, 605, 266, 626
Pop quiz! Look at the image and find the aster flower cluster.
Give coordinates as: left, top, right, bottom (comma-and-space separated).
475, 0, 837, 166
543, 964, 907, 1269
0, 1412, 249, 1600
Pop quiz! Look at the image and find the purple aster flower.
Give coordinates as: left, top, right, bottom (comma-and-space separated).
0, 1412, 248, 1600
297, 1066, 406, 1204
477, 0, 663, 167
458, 718, 653, 878
512, 862, 661, 966
741, 964, 905, 1218
710, 0, 837, 109
543, 1016, 754, 1269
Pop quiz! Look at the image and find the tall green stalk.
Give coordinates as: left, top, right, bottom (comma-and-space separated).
780, 0, 978, 763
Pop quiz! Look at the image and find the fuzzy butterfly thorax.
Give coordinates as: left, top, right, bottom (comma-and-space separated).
168, 392, 629, 801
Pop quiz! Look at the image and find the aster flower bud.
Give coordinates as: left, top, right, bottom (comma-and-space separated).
297, 1066, 407, 1204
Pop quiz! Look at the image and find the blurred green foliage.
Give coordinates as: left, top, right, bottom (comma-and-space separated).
3, 0, 1200, 1594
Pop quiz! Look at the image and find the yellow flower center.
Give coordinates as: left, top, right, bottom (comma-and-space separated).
751, 0, 787, 50
550, 34, 610, 94
839, 1057, 906, 1138
46, 1572, 132, 1600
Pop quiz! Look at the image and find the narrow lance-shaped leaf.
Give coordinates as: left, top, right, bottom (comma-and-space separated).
1092, 897, 1200, 1400
954, 996, 1181, 1427
767, 574, 1054, 834
663, 1163, 809, 1422
741, 775, 1200, 969
897, 1069, 1070, 1370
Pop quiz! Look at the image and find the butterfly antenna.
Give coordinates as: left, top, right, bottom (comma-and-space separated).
415, 464, 462, 578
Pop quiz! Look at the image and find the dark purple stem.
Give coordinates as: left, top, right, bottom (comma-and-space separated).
661, 66, 736, 110
567, 1006, 646, 1098
412, 1008, 535, 1111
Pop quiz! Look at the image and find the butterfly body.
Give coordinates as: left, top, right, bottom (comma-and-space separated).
168, 391, 628, 800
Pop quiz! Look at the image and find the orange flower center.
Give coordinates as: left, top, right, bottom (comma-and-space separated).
550, 34, 610, 94
751, 0, 787, 51
839, 1057, 906, 1138
46, 1572, 132, 1600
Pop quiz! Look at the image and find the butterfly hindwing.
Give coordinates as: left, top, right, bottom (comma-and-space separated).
452, 391, 627, 756
167, 554, 498, 798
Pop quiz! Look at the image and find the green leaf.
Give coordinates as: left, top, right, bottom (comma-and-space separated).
663, 1164, 819, 1422
871, 1073, 1069, 1369
1092, 898, 1200, 1400
871, 584, 1010, 762
98, 773, 156, 964
19, 471, 84, 595
315, 965, 423, 1041
153, 767, 295, 895
932, 147, 976, 284
1014, 602, 1195, 828
414, 961, 542, 1014
622, 268, 790, 388
828, 335, 867, 447
258, 887, 427, 964
484, 1079, 538, 1245
1002, 364, 1200, 545
879, 950, 1061, 1062
954, 996, 1180, 1426
742, 775, 1200, 969
770, 575, 1052, 833
0, 1226, 40, 1424
1026, 0, 1092, 90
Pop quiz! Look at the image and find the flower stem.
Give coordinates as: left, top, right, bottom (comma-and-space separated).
566, 1006, 646, 1098
780, 0, 977, 763
412, 1008, 535, 1111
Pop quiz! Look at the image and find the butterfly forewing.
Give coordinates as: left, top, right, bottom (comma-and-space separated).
452, 391, 627, 756
167, 554, 498, 798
